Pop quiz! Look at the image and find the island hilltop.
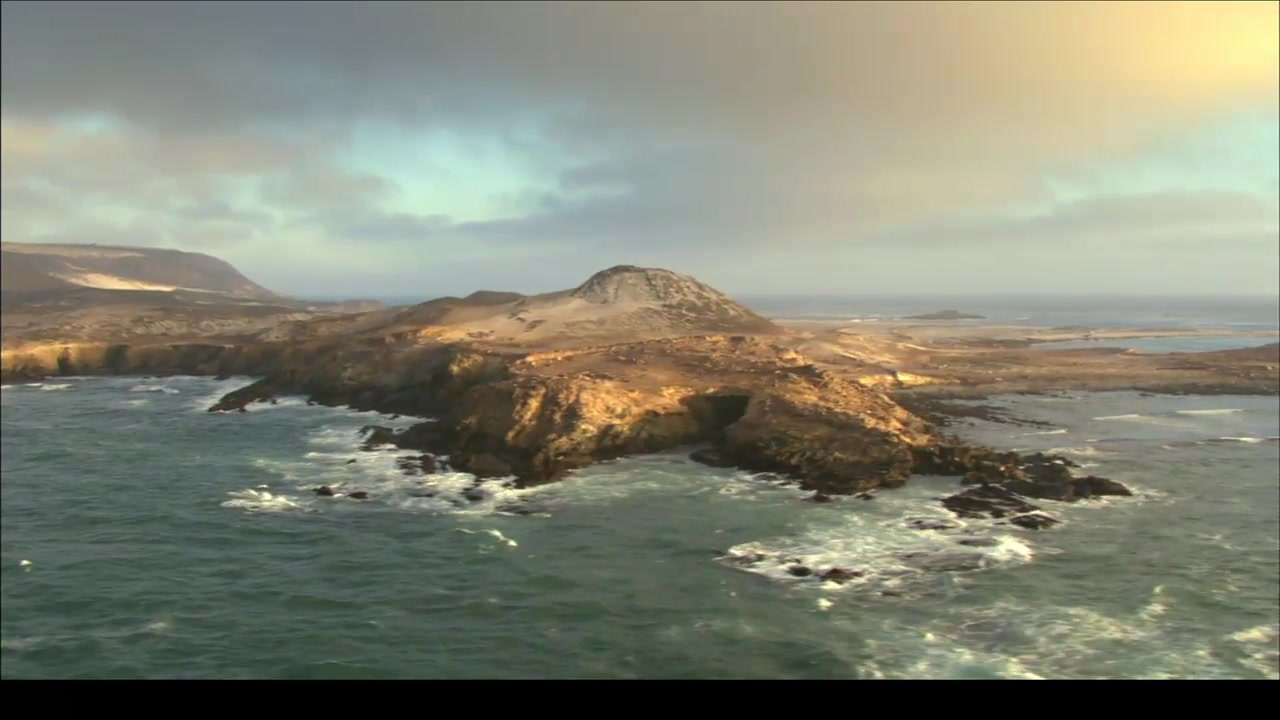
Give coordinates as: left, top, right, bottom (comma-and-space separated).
4, 246, 1277, 527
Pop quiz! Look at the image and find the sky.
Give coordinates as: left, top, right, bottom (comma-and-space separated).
1, 0, 1277, 300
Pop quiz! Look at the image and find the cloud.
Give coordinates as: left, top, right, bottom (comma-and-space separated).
1, 1, 1276, 296
879, 191, 1280, 249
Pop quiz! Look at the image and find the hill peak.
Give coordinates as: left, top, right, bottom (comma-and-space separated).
571, 265, 711, 305
565, 264, 779, 334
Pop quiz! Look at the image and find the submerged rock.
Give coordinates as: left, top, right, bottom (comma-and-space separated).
904, 551, 987, 573
689, 447, 737, 468
955, 536, 1000, 547
819, 567, 864, 584
1007, 512, 1059, 530
359, 424, 397, 449
420, 454, 438, 474
314, 485, 336, 497
907, 517, 959, 530
726, 552, 769, 567
787, 565, 814, 577
346, 491, 370, 500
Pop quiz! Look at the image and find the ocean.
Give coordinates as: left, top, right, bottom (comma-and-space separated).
2, 295, 1278, 679
2, 378, 1277, 679
735, 294, 1280, 332
360, 293, 1280, 353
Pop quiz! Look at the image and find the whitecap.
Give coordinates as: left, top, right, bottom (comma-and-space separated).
483, 529, 519, 547
129, 384, 180, 394
221, 488, 311, 514
1045, 446, 1107, 457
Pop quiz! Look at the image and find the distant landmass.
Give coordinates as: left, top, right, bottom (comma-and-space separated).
1, 241, 284, 299
0, 242, 384, 344
903, 309, 985, 320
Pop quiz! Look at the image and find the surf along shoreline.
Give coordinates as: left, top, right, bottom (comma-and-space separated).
10, 332, 1267, 545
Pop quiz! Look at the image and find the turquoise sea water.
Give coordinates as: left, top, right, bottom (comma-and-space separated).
2, 377, 1277, 679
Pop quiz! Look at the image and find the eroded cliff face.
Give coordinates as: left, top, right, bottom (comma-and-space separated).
0, 341, 292, 382
718, 375, 935, 493
350, 366, 939, 492
443, 376, 701, 483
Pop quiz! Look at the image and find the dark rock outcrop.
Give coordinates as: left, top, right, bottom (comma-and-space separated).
819, 567, 864, 584
915, 443, 1132, 507
1005, 474, 1134, 502
942, 484, 1041, 519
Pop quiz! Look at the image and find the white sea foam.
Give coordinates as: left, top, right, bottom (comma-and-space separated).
456, 528, 519, 548
1021, 428, 1068, 436
720, 484, 1038, 598
38, 383, 71, 391
129, 384, 180, 394
1094, 413, 1144, 421
1229, 624, 1278, 645
227, 422, 544, 518
1226, 624, 1280, 679
221, 488, 311, 514
1175, 408, 1244, 416
879, 595, 1196, 679
1045, 445, 1107, 457
484, 529, 519, 547
1138, 585, 1169, 620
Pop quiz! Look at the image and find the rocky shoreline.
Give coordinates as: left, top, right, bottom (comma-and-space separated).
176, 339, 1144, 531
5, 329, 1276, 534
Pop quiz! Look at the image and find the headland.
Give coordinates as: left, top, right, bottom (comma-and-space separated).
4, 245, 1277, 531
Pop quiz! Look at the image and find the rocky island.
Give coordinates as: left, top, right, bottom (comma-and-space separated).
903, 309, 985, 320
4, 245, 1278, 529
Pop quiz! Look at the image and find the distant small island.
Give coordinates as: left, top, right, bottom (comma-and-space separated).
903, 309, 985, 320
